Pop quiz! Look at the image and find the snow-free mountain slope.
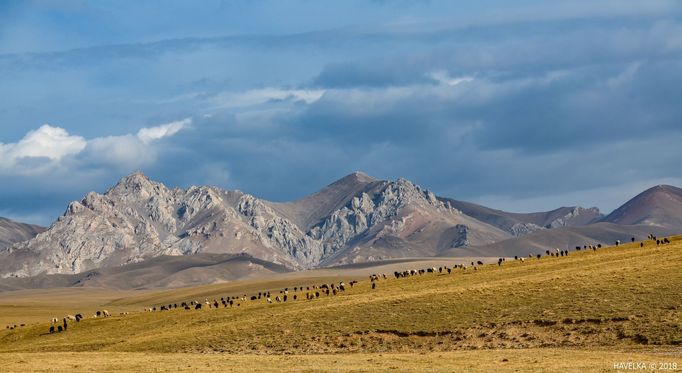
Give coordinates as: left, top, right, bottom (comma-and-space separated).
601, 185, 682, 228
0, 172, 508, 278
0, 253, 289, 291
444, 222, 678, 258
315, 178, 510, 266
268, 171, 380, 231
0, 217, 44, 249
2, 172, 680, 280
0, 172, 313, 277
440, 198, 602, 236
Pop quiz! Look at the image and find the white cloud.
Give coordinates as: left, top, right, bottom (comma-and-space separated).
0, 119, 189, 173
0, 125, 86, 169
137, 118, 191, 144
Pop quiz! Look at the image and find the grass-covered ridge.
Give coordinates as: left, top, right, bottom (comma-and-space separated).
0, 237, 680, 356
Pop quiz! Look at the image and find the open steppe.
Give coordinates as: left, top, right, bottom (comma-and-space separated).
0, 237, 680, 372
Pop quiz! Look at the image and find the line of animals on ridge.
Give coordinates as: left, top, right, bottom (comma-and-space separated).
2, 234, 673, 334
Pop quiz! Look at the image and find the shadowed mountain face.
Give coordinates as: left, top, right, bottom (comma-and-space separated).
443, 184, 682, 258
601, 185, 682, 228
0, 217, 44, 249
0, 253, 289, 291
0, 172, 508, 278
440, 198, 603, 236
268, 172, 380, 231
444, 222, 678, 258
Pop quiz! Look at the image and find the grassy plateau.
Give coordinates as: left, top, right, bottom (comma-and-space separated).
0, 237, 680, 372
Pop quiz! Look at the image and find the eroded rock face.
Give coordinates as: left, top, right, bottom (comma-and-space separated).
0, 172, 507, 278
510, 223, 545, 236
308, 179, 455, 259
451, 224, 470, 247
1, 173, 301, 277
236, 194, 322, 267
546, 207, 602, 228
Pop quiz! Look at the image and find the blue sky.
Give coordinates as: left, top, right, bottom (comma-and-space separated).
1, 0, 682, 225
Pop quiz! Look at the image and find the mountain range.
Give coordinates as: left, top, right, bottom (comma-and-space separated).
1, 172, 681, 286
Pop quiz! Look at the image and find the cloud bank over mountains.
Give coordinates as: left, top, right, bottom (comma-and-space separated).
1, 1, 682, 224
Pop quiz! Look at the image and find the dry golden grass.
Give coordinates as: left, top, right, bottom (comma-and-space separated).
0, 348, 680, 372
0, 288, 143, 326
0, 237, 680, 371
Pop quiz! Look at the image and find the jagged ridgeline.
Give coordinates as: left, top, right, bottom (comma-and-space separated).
0, 172, 508, 277
2, 172, 681, 279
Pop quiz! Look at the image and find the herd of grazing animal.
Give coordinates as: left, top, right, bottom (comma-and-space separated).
143, 283, 361, 315
135, 236, 670, 318
48, 313, 84, 334
647, 233, 671, 246
1, 234, 674, 336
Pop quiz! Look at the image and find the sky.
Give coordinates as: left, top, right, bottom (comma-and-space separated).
1, 0, 682, 225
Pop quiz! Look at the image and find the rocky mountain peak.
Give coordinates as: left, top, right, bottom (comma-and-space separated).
384, 177, 442, 208
329, 171, 377, 188
116, 170, 150, 186
14, 172, 658, 279
602, 184, 682, 227
107, 171, 164, 199
546, 206, 602, 228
